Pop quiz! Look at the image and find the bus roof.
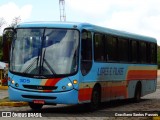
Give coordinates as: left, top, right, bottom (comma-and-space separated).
16, 21, 157, 43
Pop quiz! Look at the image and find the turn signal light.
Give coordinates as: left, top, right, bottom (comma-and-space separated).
73, 80, 78, 84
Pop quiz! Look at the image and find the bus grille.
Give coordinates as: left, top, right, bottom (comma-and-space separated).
23, 85, 58, 90
22, 95, 56, 99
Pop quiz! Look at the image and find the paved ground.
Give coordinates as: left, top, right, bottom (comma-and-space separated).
0, 90, 8, 99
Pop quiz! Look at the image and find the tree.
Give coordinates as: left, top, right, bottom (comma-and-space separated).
0, 17, 6, 29
0, 16, 21, 61
10, 16, 21, 27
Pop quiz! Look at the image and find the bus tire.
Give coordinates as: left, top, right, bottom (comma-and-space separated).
89, 85, 101, 111
29, 102, 43, 110
134, 82, 141, 103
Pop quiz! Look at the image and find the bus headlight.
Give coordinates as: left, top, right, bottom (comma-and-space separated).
11, 80, 15, 84
67, 83, 72, 87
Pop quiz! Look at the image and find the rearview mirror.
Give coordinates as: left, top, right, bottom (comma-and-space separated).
1, 27, 15, 62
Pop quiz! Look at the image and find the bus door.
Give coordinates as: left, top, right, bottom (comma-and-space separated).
81, 30, 92, 76
79, 29, 93, 102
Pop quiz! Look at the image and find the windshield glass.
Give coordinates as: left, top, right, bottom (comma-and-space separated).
10, 28, 79, 76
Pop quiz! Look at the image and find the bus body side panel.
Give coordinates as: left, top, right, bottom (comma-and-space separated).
78, 63, 128, 103
127, 65, 157, 98
127, 79, 156, 99
77, 62, 157, 103
141, 80, 157, 96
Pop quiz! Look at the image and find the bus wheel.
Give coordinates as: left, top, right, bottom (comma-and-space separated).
29, 102, 43, 110
134, 82, 141, 102
90, 86, 101, 111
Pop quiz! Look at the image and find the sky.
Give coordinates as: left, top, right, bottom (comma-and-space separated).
0, 0, 160, 45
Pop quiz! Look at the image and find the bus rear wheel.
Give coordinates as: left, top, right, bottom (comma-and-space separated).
134, 82, 141, 102
29, 102, 43, 110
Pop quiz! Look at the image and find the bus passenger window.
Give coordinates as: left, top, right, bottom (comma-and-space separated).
118, 38, 129, 62
94, 33, 105, 62
131, 40, 138, 63
139, 42, 147, 63
106, 36, 117, 61
150, 43, 157, 64
81, 30, 92, 75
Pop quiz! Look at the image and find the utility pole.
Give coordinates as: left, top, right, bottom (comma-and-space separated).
59, 0, 66, 21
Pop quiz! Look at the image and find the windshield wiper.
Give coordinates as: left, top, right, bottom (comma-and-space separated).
23, 49, 41, 73
41, 49, 56, 75
37, 49, 40, 67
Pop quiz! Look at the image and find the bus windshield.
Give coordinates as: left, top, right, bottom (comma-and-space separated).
10, 28, 79, 77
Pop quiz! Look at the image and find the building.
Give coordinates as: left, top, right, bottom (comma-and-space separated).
0, 62, 8, 86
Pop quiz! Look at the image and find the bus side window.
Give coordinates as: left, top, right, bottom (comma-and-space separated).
81, 30, 92, 75
131, 40, 138, 63
94, 33, 105, 62
106, 36, 118, 61
150, 43, 157, 64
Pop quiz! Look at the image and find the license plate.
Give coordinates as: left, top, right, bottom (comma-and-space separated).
33, 100, 45, 104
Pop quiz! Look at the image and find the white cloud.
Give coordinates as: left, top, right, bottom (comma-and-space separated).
0, 2, 32, 26
19, 5, 32, 21
66, 0, 109, 16
66, 0, 160, 45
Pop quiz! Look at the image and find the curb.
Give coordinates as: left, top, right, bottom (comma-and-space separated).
0, 97, 28, 107
0, 86, 8, 90
153, 117, 160, 120
0, 86, 28, 107
0, 101, 28, 107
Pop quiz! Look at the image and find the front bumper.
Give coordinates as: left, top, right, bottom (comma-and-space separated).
8, 86, 79, 104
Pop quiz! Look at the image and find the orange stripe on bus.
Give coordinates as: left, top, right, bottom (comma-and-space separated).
78, 88, 92, 101
43, 78, 62, 92
45, 78, 62, 86
127, 70, 157, 80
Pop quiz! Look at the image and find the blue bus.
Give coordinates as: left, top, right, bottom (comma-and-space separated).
3, 22, 157, 110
